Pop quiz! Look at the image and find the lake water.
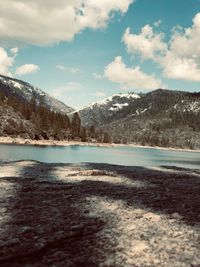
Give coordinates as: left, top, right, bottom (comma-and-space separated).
0, 144, 199, 169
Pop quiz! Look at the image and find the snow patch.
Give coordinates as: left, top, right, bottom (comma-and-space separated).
173, 101, 200, 113
134, 108, 148, 115
77, 93, 140, 112
109, 103, 129, 111
10, 81, 22, 89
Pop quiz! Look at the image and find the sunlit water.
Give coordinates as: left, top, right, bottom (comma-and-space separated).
0, 144, 199, 169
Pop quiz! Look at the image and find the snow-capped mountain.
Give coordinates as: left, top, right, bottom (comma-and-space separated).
77, 89, 200, 127
76, 89, 200, 148
76, 92, 140, 126
0, 74, 74, 114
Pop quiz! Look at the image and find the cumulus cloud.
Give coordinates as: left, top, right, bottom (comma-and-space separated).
162, 13, 200, 81
122, 25, 167, 60
104, 56, 163, 89
0, 47, 39, 77
122, 12, 200, 82
10, 47, 19, 55
0, 0, 134, 46
0, 47, 18, 76
15, 64, 40, 76
161, 53, 200, 82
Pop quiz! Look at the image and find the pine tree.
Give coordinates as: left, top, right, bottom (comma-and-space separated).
103, 132, 111, 143
81, 127, 87, 142
90, 125, 95, 138
71, 112, 81, 137
30, 96, 37, 113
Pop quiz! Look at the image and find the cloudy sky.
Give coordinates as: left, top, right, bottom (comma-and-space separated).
0, 0, 200, 108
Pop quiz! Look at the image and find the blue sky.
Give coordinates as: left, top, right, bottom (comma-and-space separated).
0, 0, 200, 108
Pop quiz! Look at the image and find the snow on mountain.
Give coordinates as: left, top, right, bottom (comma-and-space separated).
109, 103, 129, 111
80, 93, 139, 110
0, 74, 74, 114
75, 89, 200, 131
76, 93, 140, 126
172, 100, 200, 113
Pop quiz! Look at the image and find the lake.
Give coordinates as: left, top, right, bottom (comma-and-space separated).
0, 144, 199, 169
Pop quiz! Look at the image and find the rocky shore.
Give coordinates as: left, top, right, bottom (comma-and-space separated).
0, 161, 200, 266
0, 136, 115, 148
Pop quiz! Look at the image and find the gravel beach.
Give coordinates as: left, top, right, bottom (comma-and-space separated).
0, 161, 200, 267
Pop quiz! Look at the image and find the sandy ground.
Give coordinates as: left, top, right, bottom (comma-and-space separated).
0, 136, 200, 153
0, 160, 200, 266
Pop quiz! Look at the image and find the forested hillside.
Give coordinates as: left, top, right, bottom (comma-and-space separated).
1, 77, 199, 149
0, 90, 108, 143
0, 74, 74, 114
78, 89, 200, 149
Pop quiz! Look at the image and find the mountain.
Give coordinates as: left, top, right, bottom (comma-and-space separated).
76, 92, 140, 126
0, 86, 73, 140
78, 89, 200, 127
0, 75, 109, 143
0, 100, 36, 139
77, 89, 200, 149
0, 74, 74, 114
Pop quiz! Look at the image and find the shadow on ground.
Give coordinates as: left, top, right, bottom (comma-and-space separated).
0, 161, 200, 266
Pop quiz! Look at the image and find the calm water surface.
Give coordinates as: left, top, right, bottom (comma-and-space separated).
0, 144, 199, 169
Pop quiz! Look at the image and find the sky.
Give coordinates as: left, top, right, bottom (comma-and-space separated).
0, 0, 200, 108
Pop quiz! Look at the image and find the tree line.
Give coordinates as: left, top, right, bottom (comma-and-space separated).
0, 90, 111, 143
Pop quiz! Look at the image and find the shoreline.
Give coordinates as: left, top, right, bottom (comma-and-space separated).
0, 136, 199, 153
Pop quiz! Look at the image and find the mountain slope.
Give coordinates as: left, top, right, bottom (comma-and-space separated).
77, 89, 200, 149
77, 92, 140, 126
0, 101, 36, 138
0, 74, 74, 114
78, 89, 200, 126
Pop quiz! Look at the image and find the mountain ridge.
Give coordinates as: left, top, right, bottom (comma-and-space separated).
0, 74, 74, 114
76, 88, 200, 149
76, 92, 141, 126
0, 74, 199, 149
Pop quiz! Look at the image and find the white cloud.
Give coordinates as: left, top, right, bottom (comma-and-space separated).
52, 82, 84, 97
56, 65, 65, 71
0, 47, 17, 76
93, 72, 102, 80
161, 53, 200, 82
56, 65, 80, 74
104, 56, 163, 89
0, 0, 134, 46
162, 13, 200, 81
0, 47, 39, 77
154, 20, 162, 27
51, 82, 84, 104
15, 64, 40, 76
123, 12, 200, 82
71, 67, 80, 74
10, 47, 19, 55
122, 25, 167, 60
